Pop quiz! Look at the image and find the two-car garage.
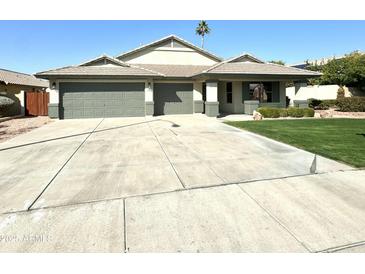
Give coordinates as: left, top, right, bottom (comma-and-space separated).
59, 82, 194, 119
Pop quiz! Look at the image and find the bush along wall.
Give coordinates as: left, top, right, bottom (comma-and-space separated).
336, 97, 365, 112
308, 97, 365, 112
308, 98, 337, 110
257, 107, 315, 118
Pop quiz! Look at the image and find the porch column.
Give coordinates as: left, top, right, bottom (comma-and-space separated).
48, 79, 59, 118
145, 79, 154, 116
205, 81, 219, 117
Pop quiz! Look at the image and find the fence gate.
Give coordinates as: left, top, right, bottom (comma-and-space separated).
25, 91, 49, 116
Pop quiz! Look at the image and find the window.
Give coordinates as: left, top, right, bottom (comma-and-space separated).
249, 82, 273, 103
226, 82, 232, 103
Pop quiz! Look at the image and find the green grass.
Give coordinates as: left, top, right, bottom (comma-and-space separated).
225, 119, 365, 168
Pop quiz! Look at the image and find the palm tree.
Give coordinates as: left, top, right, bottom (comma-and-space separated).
195, 20, 211, 48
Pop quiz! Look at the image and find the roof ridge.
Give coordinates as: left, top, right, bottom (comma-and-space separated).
79, 55, 130, 67
267, 62, 322, 75
128, 64, 165, 77
225, 52, 265, 63
198, 52, 265, 75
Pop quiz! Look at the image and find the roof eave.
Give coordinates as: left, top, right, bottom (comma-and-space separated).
193, 72, 322, 80
34, 74, 158, 79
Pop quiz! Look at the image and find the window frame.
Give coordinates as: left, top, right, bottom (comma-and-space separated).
248, 82, 273, 103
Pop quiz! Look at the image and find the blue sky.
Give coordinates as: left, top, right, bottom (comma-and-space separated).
1, 20, 364, 74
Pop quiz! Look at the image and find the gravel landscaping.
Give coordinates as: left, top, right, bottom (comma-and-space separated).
0, 116, 52, 143
315, 108, 365, 118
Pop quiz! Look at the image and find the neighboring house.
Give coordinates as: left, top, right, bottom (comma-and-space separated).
0, 69, 49, 117
35, 35, 320, 119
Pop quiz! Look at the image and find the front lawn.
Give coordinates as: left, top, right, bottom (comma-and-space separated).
225, 119, 365, 168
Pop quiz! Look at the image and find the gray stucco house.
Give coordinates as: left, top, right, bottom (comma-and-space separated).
36, 35, 320, 119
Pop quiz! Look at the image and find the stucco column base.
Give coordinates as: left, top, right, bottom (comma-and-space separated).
145, 101, 154, 116
48, 103, 59, 118
194, 100, 204, 113
293, 100, 309, 108
205, 102, 219, 117
244, 100, 259, 115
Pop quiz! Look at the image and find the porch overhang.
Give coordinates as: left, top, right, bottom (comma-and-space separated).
192, 72, 321, 82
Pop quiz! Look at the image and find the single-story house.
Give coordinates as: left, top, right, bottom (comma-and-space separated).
35, 35, 321, 119
0, 69, 49, 117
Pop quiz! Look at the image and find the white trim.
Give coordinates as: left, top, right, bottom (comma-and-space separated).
154, 47, 195, 52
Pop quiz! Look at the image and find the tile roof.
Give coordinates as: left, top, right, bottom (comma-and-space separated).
201, 62, 322, 76
134, 64, 210, 77
0, 68, 48, 87
36, 65, 161, 77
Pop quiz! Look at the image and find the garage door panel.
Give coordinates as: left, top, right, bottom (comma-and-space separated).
60, 82, 145, 119
154, 83, 193, 115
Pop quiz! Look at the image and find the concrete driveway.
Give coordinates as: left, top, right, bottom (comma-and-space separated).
0, 115, 364, 252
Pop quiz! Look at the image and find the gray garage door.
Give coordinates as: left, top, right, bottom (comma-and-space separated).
59, 82, 145, 119
154, 83, 193, 115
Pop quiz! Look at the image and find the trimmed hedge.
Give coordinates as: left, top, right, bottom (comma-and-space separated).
336, 97, 365, 112
257, 107, 315, 118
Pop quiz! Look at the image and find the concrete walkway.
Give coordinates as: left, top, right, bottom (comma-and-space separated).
0, 115, 363, 252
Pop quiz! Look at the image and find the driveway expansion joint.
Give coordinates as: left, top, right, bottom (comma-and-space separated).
317, 240, 365, 253
1, 169, 356, 217
236, 184, 312, 253
26, 118, 105, 211
148, 123, 186, 189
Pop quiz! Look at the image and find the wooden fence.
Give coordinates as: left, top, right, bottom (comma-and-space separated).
25, 91, 49, 116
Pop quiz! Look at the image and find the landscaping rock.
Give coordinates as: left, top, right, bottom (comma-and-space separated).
253, 110, 263, 121
320, 111, 333, 118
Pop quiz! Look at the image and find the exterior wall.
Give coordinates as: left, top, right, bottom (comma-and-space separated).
205, 81, 219, 117
286, 84, 365, 105
218, 81, 244, 114
193, 81, 203, 113
120, 47, 218, 65
145, 80, 154, 115
48, 79, 60, 118
0, 84, 25, 116
219, 80, 287, 114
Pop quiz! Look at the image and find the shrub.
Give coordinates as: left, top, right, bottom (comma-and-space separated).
279, 108, 288, 117
303, 108, 315, 117
337, 86, 345, 99
308, 98, 322, 108
336, 97, 365, 112
257, 107, 281, 118
287, 107, 304, 117
0, 96, 15, 109
257, 107, 314, 118
308, 98, 337, 110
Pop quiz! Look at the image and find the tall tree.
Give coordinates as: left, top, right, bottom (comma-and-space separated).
195, 20, 211, 48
